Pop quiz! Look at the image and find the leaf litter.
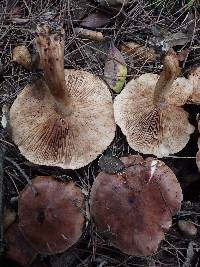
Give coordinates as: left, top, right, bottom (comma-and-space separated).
1, 0, 200, 266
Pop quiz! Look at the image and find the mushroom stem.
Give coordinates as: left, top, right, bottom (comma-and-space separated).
36, 24, 69, 105
153, 49, 180, 106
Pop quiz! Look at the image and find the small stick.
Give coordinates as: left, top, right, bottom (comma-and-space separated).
74, 28, 105, 42
0, 143, 6, 256
5, 157, 37, 196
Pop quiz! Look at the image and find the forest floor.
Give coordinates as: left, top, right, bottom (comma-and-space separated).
0, 0, 200, 266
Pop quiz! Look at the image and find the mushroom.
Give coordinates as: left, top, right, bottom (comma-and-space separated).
18, 176, 85, 255
114, 49, 194, 157
90, 155, 183, 256
5, 223, 37, 266
12, 45, 32, 70
187, 66, 200, 104
9, 24, 115, 169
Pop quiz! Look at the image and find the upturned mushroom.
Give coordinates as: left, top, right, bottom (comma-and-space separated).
114, 49, 194, 157
9, 24, 115, 169
18, 176, 85, 254
197, 120, 200, 172
90, 155, 183, 256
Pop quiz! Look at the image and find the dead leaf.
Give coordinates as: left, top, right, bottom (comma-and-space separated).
80, 12, 112, 29
120, 42, 157, 62
70, 0, 90, 22
104, 42, 127, 93
97, 0, 129, 6
150, 26, 191, 52
74, 27, 105, 41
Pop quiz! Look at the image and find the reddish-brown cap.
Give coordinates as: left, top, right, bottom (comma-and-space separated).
5, 223, 37, 266
18, 176, 85, 255
90, 155, 183, 256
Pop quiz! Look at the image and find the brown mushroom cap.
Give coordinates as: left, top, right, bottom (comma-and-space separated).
18, 176, 85, 255
114, 52, 194, 157
188, 66, 200, 104
5, 223, 37, 266
90, 155, 183, 256
9, 25, 115, 169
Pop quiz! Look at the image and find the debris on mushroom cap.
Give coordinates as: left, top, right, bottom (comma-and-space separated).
18, 176, 85, 255
187, 66, 200, 104
114, 50, 194, 157
9, 24, 115, 169
90, 155, 183, 256
5, 223, 37, 266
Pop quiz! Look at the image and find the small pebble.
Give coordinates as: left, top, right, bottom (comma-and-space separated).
178, 220, 197, 237
4, 208, 16, 230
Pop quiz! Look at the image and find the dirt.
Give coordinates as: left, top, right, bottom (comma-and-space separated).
0, 0, 200, 266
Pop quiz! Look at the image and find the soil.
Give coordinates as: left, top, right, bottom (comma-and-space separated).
0, 0, 200, 266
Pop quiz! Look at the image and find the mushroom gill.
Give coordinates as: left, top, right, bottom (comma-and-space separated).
114, 49, 194, 157
9, 24, 116, 169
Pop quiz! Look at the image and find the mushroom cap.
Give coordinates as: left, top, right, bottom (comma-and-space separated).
114, 73, 194, 157
10, 69, 116, 169
18, 176, 85, 255
90, 155, 183, 256
5, 223, 37, 266
188, 66, 200, 104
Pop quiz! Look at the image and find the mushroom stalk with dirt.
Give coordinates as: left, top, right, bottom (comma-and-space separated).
114, 49, 194, 157
9, 24, 116, 169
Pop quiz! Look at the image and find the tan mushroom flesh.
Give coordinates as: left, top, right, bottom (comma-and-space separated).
9, 24, 115, 169
90, 155, 183, 256
18, 176, 85, 255
114, 50, 194, 157
187, 66, 200, 104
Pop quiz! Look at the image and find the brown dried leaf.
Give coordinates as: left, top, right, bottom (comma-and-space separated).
120, 41, 157, 62
104, 42, 127, 93
80, 12, 112, 29
150, 27, 191, 52
97, 0, 129, 6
